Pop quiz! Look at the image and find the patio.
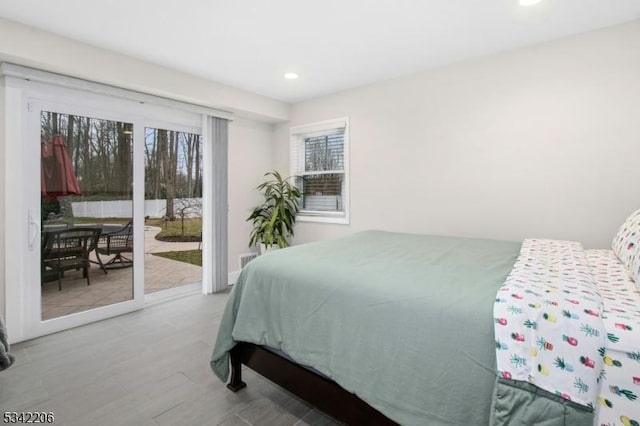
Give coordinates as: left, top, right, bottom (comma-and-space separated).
41, 226, 202, 320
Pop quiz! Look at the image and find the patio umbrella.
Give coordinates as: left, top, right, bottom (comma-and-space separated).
41, 135, 82, 201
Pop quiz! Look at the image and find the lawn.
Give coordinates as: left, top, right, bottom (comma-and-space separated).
145, 217, 202, 242
152, 249, 202, 267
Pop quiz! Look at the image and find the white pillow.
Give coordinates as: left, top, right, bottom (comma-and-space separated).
629, 247, 640, 284
611, 208, 640, 280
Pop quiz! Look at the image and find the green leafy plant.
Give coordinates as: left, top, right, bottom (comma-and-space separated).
247, 171, 301, 249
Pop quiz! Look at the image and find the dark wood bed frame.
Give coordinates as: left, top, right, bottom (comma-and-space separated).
227, 342, 398, 425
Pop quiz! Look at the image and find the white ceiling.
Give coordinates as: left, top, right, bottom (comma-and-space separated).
0, 0, 639, 103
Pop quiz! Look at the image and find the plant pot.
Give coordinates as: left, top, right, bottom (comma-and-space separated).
259, 243, 280, 255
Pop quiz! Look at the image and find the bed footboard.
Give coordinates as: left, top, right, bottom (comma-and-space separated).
227, 342, 398, 425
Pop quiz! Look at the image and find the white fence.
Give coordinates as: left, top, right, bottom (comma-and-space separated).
71, 198, 202, 219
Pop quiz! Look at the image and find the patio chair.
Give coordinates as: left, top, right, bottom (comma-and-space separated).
42, 227, 102, 291
96, 221, 133, 269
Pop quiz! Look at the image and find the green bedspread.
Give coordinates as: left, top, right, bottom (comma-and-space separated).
211, 231, 521, 425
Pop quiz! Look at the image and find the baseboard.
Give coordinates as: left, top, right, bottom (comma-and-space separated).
145, 282, 201, 305
228, 270, 241, 286
145, 272, 240, 305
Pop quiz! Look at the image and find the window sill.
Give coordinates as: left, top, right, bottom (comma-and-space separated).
297, 214, 349, 225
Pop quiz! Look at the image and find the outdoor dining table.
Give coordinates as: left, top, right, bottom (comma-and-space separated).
41, 222, 133, 284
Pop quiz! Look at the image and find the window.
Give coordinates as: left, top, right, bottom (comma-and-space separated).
290, 117, 349, 224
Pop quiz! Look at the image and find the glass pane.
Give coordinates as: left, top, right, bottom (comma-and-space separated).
40, 112, 133, 321
297, 173, 344, 212
304, 132, 344, 172
144, 128, 202, 293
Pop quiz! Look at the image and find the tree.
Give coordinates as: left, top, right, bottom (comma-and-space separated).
115, 122, 132, 198
161, 129, 179, 220
173, 198, 202, 236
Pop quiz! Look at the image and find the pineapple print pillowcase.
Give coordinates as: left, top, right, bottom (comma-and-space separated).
611, 208, 640, 285
629, 243, 640, 284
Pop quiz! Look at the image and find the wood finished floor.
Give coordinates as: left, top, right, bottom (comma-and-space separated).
0, 292, 341, 426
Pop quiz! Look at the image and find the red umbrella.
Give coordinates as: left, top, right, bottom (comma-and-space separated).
41, 135, 82, 200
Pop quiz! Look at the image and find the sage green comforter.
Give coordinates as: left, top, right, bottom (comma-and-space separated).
211, 231, 521, 425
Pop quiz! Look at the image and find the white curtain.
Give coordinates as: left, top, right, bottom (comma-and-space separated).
203, 116, 229, 293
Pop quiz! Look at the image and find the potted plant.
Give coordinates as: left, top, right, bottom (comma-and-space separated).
247, 171, 302, 253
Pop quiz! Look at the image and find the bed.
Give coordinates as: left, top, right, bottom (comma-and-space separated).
211, 215, 640, 425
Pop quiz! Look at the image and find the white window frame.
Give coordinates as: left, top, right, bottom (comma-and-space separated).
290, 117, 350, 224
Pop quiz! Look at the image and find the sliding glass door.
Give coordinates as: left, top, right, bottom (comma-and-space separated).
24, 98, 145, 337
143, 127, 203, 294
40, 111, 135, 321
2, 74, 206, 341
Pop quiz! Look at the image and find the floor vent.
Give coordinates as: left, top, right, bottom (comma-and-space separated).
239, 253, 258, 269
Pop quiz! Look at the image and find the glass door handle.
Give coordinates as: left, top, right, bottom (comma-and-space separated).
28, 208, 39, 252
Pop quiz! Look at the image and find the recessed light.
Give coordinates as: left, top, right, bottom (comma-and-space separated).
284, 72, 299, 80
519, 0, 542, 5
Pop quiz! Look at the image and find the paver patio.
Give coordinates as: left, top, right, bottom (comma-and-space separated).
41, 226, 202, 320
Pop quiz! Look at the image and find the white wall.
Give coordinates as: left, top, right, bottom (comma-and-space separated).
274, 20, 640, 249
0, 17, 288, 122
228, 118, 274, 277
